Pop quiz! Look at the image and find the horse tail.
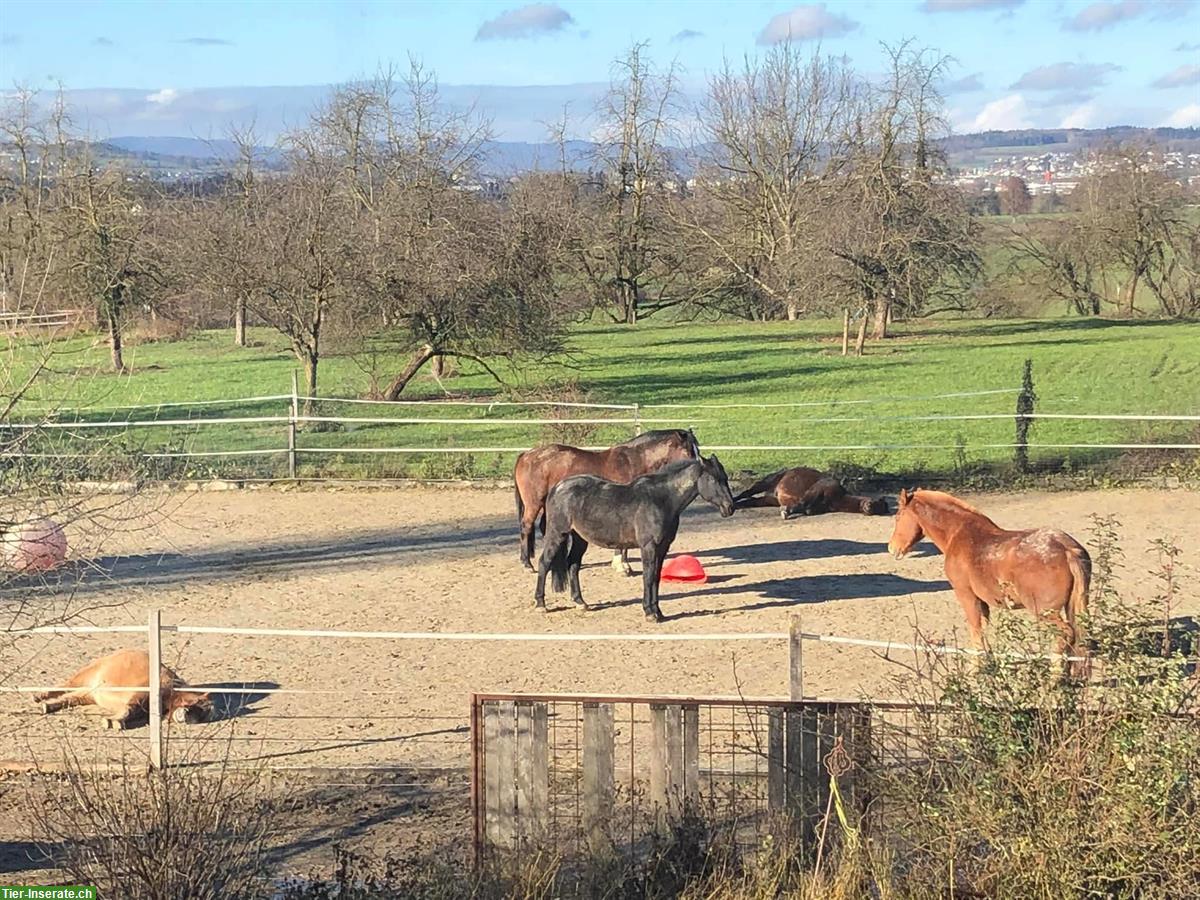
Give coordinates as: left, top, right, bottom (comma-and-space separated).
1065, 545, 1092, 661
514, 482, 525, 528
733, 469, 784, 505
548, 534, 571, 593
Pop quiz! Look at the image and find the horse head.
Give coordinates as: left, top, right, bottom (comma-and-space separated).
864, 496, 891, 516
698, 455, 735, 518
887, 488, 923, 559
169, 690, 214, 724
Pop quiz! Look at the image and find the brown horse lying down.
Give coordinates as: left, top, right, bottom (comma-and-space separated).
514, 429, 700, 572
888, 489, 1090, 664
734, 467, 889, 519
34, 648, 213, 730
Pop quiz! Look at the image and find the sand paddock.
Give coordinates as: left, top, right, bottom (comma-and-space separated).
1, 486, 1197, 879
2, 485, 1196, 775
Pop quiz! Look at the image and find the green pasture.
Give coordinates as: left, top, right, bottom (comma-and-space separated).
4, 316, 1199, 484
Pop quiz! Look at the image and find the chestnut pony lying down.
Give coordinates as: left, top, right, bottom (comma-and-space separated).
734, 467, 889, 519
34, 648, 213, 730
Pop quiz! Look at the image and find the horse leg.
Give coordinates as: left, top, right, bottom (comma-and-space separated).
567, 537, 589, 608
42, 690, 93, 715
610, 549, 634, 577
1039, 609, 1077, 677
535, 532, 565, 611
640, 542, 664, 622
519, 504, 541, 571
953, 587, 989, 659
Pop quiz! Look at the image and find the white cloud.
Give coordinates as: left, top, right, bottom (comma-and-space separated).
146, 88, 180, 106
1065, 0, 1192, 32
1152, 64, 1200, 88
757, 4, 858, 44
475, 4, 574, 40
922, 0, 1024, 11
1060, 102, 1100, 128
1011, 62, 1120, 90
1164, 102, 1200, 126
968, 94, 1033, 131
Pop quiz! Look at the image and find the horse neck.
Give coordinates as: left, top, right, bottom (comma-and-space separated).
913, 497, 993, 551
660, 463, 702, 514
830, 494, 869, 514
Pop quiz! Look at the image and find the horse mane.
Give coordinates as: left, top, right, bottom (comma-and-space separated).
620, 429, 690, 449
913, 489, 981, 514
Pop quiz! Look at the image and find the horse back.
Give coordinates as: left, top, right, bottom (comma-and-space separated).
954, 526, 1084, 609
516, 445, 606, 504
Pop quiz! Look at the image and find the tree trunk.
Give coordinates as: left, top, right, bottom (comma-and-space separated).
786, 301, 798, 321
234, 296, 246, 347
303, 352, 318, 405
431, 354, 446, 379
383, 344, 436, 401
1122, 267, 1142, 317
108, 310, 124, 372
870, 296, 890, 340
854, 315, 868, 357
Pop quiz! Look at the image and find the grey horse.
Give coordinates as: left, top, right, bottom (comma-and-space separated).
535, 456, 736, 621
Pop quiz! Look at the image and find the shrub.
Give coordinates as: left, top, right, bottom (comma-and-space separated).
25, 741, 282, 900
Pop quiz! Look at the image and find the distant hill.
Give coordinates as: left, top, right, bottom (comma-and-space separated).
73, 126, 1200, 179
940, 127, 1200, 153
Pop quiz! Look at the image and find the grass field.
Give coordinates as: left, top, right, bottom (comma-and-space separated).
6, 316, 1200, 483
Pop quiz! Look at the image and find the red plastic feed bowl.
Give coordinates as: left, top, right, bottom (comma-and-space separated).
660, 554, 708, 584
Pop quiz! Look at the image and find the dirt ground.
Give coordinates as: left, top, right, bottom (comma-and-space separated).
2, 485, 1197, 880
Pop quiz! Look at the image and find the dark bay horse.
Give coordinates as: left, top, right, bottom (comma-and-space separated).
535, 456, 735, 622
888, 489, 1090, 664
514, 429, 700, 571
735, 467, 890, 519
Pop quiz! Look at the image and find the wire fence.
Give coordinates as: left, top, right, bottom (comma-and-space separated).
4, 368, 1198, 484
5, 612, 1197, 867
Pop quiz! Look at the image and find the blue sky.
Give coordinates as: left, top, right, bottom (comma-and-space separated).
1, 0, 1197, 140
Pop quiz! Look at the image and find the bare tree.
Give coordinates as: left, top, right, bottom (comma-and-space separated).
575, 43, 690, 324
824, 42, 981, 339
1012, 144, 1197, 318
999, 176, 1032, 216
691, 43, 857, 320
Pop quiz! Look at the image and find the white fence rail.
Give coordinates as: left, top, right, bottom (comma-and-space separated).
6, 609, 1143, 770
5, 382, 1198, 476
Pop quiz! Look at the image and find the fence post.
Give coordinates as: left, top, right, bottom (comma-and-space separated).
633, 402, 642, 436
288, 370, 299, 480
853, 315, 867, 357
147, 609, 163, 769
789, 614, 804, 701
841, 309, 850, 356
1014, 358, 1036, 473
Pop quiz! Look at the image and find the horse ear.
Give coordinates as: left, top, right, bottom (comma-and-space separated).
898, 488, 909, 505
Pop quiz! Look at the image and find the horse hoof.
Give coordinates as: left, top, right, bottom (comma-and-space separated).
522, 561, 534, 572
645, 611, 665, 623
40, 703, 52, 715
535, 604, 547, 613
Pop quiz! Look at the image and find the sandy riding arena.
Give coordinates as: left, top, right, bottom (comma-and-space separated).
2, 485, 1196, 778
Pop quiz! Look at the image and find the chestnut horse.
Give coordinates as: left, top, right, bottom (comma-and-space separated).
34, 648, 213, 730
888, 489, 1090, 663
514, 429, 700, 571
735, 467, 889, 519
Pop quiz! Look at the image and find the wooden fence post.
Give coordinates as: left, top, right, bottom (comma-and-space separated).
288, 370, 298, 480
147, 609, 163, 769
841, 309, 850, 356
1014, 358, 1036, 473
854, 315, 867, 357
789, 614, 804, 701
582, 702, 615, 856
633, 403, 642, 436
